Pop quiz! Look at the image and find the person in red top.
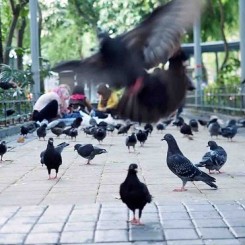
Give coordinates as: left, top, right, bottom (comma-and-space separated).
69, 85, 93, 114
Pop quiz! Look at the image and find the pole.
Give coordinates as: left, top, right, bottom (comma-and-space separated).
193, 16, 202, 107
239, 0, 245, 107
29, 0, 40, 101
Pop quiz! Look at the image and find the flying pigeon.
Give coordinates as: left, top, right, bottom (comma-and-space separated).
42, 138, 63, 179
53, 0, 202, 122
195, 141, 227, 174
120, 163, 152, 225
74, 144, 107, 164
162, 134, 217, 191
0, 141, 7, 161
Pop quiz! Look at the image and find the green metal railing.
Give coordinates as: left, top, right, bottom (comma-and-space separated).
0, 90, 33, 127
185, 87, 245, 116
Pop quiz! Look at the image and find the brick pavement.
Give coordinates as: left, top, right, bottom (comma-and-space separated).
0, 118, 245, 244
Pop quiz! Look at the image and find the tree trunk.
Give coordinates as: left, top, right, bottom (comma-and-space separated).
0, 7, 4, 64
17, 17, 26, 70
38, 2, 44, 93
3, 0, 29, 65
217, 0, 229, 71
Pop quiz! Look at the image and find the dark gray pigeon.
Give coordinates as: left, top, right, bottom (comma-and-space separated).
36, 123, 47, 140
93, 127, 107, 143
189, 119, 198, 132
180, 123, 193, 140
221, 119, 238, 141
195, 141, 227, 174
42, 138, 62, 179
74, 144, 107, 164
40, 141, 69, 166
120, 163, 152, 225
136, 130, 148, 146
208, 118, 221, 138
126, 133, 137, 152
162, 134, 217, 191
0, 141, 7, 161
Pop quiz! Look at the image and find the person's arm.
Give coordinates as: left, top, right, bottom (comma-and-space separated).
105, 92, 119, 110
84, 98, 93, 112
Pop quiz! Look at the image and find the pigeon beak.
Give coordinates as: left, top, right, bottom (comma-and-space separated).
161, 138, 165, 141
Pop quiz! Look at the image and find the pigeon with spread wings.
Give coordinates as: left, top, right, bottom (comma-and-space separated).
53, 0, 202, 122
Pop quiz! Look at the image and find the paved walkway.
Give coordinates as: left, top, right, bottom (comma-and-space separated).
0, 116, 245, 244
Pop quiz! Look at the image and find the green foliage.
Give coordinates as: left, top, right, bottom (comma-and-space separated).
0, 63, 33, 87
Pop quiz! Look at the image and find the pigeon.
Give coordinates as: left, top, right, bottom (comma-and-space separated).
20, 125, 29, 136
198, 118, 208, 127
53, 0, 202, 122
36, 123, 47, 140
69, 128, 78, 140
136, 130, 148, 146
42, 138, 62, 179
221, 119, 238, 141
118, 123, 133, 135
180, 123, 193, 140
195, 141, 227, 174
173, 116, 184, 127
74, 144, 107, 164
156, 122, 165, 132
162, 134, 217, 191
126, 133, 137, 152
189, 119, 198, 132
208, 118, 221, 138
83, 126, 97, 136
144, 123, 153, 135
0, 141, 7, 161
71, 117, 83, 128
40, 142, 69, 166
51, 127, 64, 137
93, 127, 107, 143
5, 109, 15, 117
119, 163, 152, 225
0, 81, 17, 90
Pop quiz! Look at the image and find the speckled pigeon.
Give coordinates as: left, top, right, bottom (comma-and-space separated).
162, 134, 217, 191
195, 141, 227, 174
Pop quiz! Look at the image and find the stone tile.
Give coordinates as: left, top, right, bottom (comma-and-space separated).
129, 224, 164, 241
204, 239, 241, 245
198, 227, 235, 239
162, 219, 194, 229
189, 211, 221, 219
164, 229, 199, 240
193, 218, 227, 228
25, 232, 59, 244
231, 227, 245, 238
97, 220, 128, 230
63, 222, 96, 231
225, 219, 245, 227
167, 240, 204, 245
95, 229, 128, 242
31, 223, 64, 233
0, 223, 33, 233
60, 231, 94, 243
160, 212, 190, 220
0, 233, 25, 244
186, 204, 216, 212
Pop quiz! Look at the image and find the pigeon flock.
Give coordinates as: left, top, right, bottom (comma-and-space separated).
1, 0, 244, 226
